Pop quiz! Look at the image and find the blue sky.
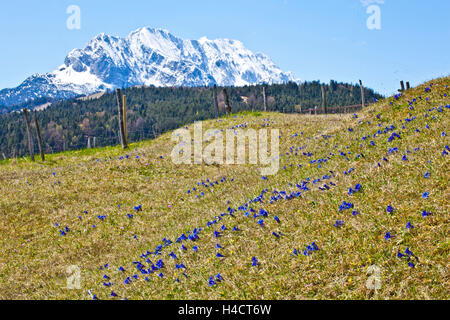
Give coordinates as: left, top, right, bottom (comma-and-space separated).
0, 0, 449, 96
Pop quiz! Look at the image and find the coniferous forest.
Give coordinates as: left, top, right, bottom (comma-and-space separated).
0, 81, 383, 158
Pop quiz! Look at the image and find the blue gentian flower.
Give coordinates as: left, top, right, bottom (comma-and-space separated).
387, 205, 394, 214
422, 210, 432, 217
339, 201, 354, 211
169, 252, 178, 260
404, 247, 415, 257
334, 220, 344, 228
156, 259, 164, 269
216, 273, 224, 282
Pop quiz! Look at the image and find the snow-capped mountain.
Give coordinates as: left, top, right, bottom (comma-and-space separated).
0, 27, 297, 107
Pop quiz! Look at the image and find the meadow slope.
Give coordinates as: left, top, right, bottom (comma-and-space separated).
0, 77, 448, 300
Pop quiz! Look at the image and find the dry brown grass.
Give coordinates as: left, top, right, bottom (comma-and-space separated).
0, 77, 448, 300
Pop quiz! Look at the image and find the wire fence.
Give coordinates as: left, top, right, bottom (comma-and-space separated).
1, 128, 160, 159
298, 103, 374, 115
2, 100, 374, 160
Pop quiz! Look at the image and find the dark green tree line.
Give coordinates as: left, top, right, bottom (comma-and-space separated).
0, 81, 382, 158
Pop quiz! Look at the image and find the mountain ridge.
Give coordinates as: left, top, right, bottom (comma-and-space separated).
0, 27, 297, 107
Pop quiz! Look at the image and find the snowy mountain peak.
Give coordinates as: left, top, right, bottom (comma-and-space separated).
0, 27, 298, 107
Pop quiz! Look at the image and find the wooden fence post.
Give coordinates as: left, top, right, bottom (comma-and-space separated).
123, 95, 128, 145
359, 80, 365, 108
223, 88, 232, 114
213, 85, 220, 118
118, 130, 123, 146
321, 84, 327, 114
406, 82, 411, 90
93, 137, 97, 148
87, 137, 91, 149
22, 108, 35, 162
47, 143, 54, 154
116, 89, 128, 149
33, 112, 45, 161
262, 85, 267, 112
399, 81, 405, 92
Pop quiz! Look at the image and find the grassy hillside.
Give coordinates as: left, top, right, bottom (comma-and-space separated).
0, 81, 383, 159
0, 77, 448, 300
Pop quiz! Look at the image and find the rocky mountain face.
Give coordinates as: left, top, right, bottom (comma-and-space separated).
0, 27, 297, 107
